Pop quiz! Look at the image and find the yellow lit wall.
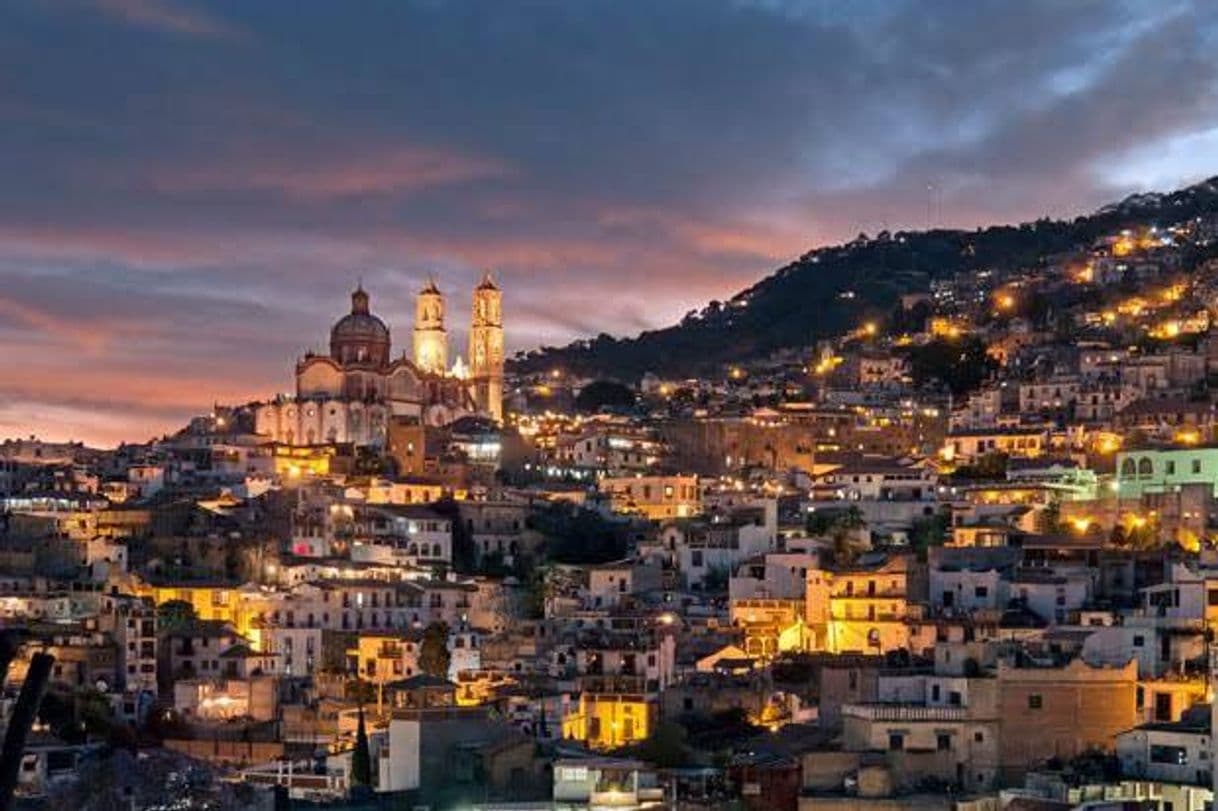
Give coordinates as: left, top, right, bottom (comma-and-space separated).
135, 583, 261, 647
562, 693, 653, 750
272, 445, 332, 478
348, 633, 420, 685
599, 475, 699, 520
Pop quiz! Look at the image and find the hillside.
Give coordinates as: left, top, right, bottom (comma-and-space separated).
511, 177, 1218, 380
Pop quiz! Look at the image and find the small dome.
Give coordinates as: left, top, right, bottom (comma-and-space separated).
331, 286, 391, 366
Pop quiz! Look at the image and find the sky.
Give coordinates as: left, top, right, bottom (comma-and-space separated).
3, 0, 1218, 446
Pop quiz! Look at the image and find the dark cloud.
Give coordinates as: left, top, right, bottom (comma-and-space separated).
2, 0, 1217, 443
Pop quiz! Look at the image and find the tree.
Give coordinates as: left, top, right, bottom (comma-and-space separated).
702, 564, 730, 593
429, 498, 475, 573
574, 379, 637, 413
771, 653, 817, 685
905, 337, 997, 396
350, 704, 372, 788
909, 513, 949, 560
532, 503, 630, 563
419, 622, 451, 679
155, 600, 196, 633
951, 452, 1009, 481
630, 721, 689, 768
830, 506, 869, 565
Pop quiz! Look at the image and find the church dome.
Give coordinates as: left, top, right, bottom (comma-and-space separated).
330, 286, 391, 367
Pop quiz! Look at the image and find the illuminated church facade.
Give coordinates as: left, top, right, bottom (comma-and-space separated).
254, 277, 504, 447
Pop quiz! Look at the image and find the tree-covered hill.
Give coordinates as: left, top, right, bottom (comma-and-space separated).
511, 177, 1218, 380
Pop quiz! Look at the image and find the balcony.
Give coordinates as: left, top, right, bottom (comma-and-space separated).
843, 703, 969, 723
830, 611, 908, 623
580, 674, 649, 695
1126, 609, 1204, 632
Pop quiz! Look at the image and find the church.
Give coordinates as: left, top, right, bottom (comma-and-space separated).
254, 276, 504, 448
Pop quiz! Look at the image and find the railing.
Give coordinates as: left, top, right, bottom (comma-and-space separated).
579, 674, 648, 695
829, 611, 908, 622
842, 703, 969, 722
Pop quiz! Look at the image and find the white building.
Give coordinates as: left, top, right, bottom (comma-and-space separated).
1117, 710, 1212, 790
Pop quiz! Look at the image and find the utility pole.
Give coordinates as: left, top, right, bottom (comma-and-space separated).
0, 651, 55, 811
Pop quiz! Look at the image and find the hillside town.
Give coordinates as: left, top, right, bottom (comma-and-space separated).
7, 211, 1218, 810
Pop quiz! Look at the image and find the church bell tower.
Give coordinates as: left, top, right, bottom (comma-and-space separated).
413, 278, 448, 375
468, 273, 504, 422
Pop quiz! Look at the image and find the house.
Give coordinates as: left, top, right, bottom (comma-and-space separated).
1116, 705, 1212, 789
552, 758, 665, 809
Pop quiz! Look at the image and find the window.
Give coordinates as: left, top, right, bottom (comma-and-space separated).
974, 586, 988, 598
559, 766, 588, 782
888, 733, 904, 751
1193, 459, 1202, 474
1166, 461, 1176, 475
1150, 745, 1187, 765
1027, 694, 1043, 710
974, 731, 984, 743
1133, 635, 1145, 648
937, 733, 951, 751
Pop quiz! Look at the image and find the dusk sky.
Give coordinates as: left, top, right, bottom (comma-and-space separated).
4, 0, 1218, 446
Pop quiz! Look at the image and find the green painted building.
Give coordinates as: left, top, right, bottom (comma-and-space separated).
1114, 446, 1218, 498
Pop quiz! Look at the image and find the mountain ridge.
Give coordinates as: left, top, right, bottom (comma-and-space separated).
510, 176, 1218, 380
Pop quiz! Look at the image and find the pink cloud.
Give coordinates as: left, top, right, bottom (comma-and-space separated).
0, 295, 157, 355
87, 0, 244, 39
0, 225, 248, 266
595, 205, 807, 262
147, 145, 515, 200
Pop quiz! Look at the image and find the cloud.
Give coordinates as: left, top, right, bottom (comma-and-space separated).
86, 0, 243, 38
2, 0, 1218, 444
145, 145, 514, 200
0, 295, 153, 354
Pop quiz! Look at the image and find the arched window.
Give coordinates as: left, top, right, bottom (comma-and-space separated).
1138, 457, 1153, 477
867, 628, 881, 648
433, 543, 442, 558
1120, 458, 1136, 476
